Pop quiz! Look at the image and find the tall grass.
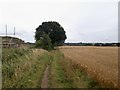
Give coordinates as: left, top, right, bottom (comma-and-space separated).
2, 48, 101, 88
2, 48, 50, 88
48, 50, 100, 88
48, 50, 72, 88
59, 51, 101, 88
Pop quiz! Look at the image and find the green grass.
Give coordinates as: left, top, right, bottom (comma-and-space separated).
48, 50, 72, 88
58, 51, 101, 88
48, 50, 101, 88
2, 48, 101, 88
2, 48, 50, 88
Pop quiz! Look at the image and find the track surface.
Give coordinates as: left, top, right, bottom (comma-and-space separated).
41, 66, 49, 88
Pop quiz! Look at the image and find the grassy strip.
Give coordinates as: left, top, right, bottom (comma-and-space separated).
14, 53, 50, 88
48, 50, 100, 88
48, 50, 72, 88
2, 48, 101, 88
58, 51, 101, 88
2, 48, 50, 88
2, 48, 31, 87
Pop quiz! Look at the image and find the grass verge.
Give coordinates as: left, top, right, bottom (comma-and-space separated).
48, 50, 101, 88
2, 48, 101, 88
2, 48, 50, 88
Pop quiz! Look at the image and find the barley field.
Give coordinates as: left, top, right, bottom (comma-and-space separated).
2, 48, 101, 88
2, 46, 118, 88
59, 46, 118, 88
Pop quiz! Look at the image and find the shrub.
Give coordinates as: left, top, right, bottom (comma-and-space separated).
35, 32, 53, 51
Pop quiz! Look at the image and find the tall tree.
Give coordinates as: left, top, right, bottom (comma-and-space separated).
35, 21, 67, 48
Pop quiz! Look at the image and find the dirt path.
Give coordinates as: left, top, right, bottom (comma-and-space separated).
41, 65, 49, 88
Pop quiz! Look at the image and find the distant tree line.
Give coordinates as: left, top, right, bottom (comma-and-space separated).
65, 42, 120, 47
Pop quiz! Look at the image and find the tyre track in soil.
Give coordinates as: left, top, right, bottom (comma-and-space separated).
41, 65, 49, 88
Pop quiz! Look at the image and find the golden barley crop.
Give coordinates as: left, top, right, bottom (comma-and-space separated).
59, 46, 118, 88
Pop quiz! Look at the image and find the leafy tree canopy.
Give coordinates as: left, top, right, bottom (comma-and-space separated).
35, 21, 67, 46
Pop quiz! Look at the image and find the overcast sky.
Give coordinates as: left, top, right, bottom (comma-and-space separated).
0, 0, 119, 43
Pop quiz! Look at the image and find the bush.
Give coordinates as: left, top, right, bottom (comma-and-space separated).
35, 32, 53, 51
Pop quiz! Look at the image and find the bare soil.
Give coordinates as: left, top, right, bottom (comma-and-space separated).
41, 66, 49, 88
